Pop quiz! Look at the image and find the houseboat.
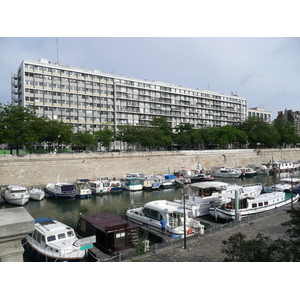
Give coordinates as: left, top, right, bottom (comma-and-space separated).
209, 191, 299, 220
126, 200, 204, 237
174, 181, 263, 217
88, 177, 111, 194
76, 212, 140, 255
24, 217, 86, 262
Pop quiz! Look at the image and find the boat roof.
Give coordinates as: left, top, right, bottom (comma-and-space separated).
34, 218, 73, 235
191, 181, 230, 189
145, 200, 185, 213
79, 212, 135, 231
279, 177, 300, 183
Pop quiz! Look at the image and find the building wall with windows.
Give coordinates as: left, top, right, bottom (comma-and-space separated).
12, 59, 247, 132
247, 107, 272, 123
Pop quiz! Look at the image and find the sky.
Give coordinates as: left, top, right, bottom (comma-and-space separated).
1, 3, 300, 122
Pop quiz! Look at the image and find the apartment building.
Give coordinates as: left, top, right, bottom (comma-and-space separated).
247, 107, 272, 123
12, 59, 247, 132
277, 109, 300, 135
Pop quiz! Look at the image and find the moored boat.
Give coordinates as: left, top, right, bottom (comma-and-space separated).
209, 191, 299, 220
24, 217, 86, 262
211, 167, 242, 178
126, 200, 204, 237
264, 177, 300, 193
3, 184, 30, 205
76, 212, 140, 256
174, 181, 263, 217
120, 177, 143, 191
45, 175, 78, 199
74, 179, 92, 198
108, 180, 122, 193
29, 188, 45, 201
88, 178, 111, 194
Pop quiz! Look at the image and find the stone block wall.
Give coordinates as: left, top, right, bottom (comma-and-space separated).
0, 148, 300, 187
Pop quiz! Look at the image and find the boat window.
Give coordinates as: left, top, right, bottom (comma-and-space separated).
33, 230, 38, 241
58, 233, 66, 239
37, 232, 42, 243
142, 207, 162, 220
67, 230, 74, 237
41, 235, 46, 243
264, 202, 268, 205
259, 203, 263, 207
252, 203, 257, 208
47, 235, 56, 242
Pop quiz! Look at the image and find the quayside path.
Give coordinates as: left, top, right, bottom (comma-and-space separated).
127, 204, 296, 262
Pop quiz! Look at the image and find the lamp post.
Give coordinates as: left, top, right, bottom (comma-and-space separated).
181, 186, 187, 250
290, 170, 294, 210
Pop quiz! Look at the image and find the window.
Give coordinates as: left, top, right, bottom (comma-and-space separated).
47, 235, 56, 242
252, 203, 257, 208
58, 233, 66, 239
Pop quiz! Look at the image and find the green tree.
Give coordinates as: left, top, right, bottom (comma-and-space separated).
94, 125, 115, 151
72, 131, 97, 151
273, 119, 300, 147
222, 232, 274, 262
0, 104, 38, 152
173, 123, 194, 149
222, 207, 300, 262
235, 117, 280, 148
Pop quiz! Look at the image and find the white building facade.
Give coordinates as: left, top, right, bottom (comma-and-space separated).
247, 107, 272, 123
12, 59, 247, 132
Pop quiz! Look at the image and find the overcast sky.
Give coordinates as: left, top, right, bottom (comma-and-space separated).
1, 4, 299, 121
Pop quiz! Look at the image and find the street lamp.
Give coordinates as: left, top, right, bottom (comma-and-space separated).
181, 186, 187, 250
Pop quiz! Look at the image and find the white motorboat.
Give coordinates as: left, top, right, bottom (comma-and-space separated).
120, 177, 143, 191
174, 181, 263, 217
29, 188, 45, 201
142, 177, 160, 190
126, 200, 204, 237
88, 179, 111, 194
264, 177, 300, 192
211, 167, 242, 178
24, 217, 87, 262
74, 179, 92, 198
3, 184, 30, 205
253, 165, 270, 175
235, 167, 257, 177
108, 180, 122, 193
209, 191, 299, 220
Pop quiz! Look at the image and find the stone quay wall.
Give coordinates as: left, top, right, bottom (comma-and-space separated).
0, 148, 300, 187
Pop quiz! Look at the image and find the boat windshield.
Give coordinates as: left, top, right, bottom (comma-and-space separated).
47, 235, 56, 242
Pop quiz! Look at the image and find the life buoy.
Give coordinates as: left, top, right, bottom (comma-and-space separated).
187, 228, 193, 235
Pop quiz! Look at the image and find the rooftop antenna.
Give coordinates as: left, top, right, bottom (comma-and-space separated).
56, 37, 59, 64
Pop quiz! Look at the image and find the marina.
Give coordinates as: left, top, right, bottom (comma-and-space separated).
1, 167, 300, 261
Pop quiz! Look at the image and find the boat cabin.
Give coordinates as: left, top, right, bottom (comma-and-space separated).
76, 212, 139, 255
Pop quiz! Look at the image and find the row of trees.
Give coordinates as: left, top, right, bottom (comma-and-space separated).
117, 115, 300, 150
0, 104, 114, 153
1, 103, 300, 153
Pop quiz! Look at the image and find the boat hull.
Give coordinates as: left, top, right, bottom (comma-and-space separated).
29, 189, 45, 201
5, 196, 29, 206
24, 242, 85, 262
209, 192, 299, 220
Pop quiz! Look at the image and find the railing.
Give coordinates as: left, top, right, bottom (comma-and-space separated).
95, 200, 299, 262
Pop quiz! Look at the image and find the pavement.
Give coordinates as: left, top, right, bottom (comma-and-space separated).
129, 207, 293, 262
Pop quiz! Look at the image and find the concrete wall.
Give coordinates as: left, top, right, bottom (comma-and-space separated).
0, 148, 300, 187
0, 207, 34, 262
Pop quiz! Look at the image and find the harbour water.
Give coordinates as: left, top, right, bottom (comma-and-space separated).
0, 171, 298, 261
